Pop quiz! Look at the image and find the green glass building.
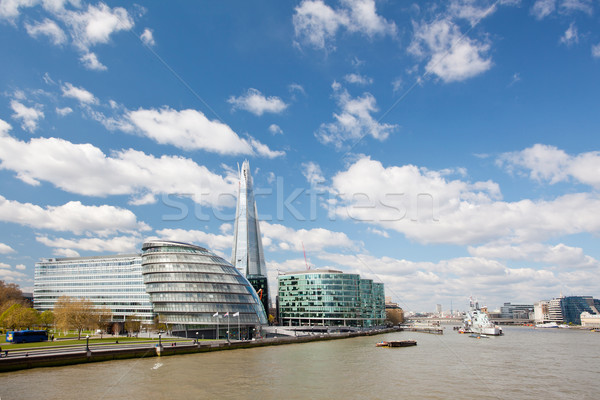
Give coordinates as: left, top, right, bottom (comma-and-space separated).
278, 269, 385, 327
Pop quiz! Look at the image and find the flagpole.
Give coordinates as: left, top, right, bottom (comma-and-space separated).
227, 313, 230, 342
238, 315, 240, 340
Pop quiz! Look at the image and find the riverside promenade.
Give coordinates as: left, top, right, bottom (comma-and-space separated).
0, 327, 397, 373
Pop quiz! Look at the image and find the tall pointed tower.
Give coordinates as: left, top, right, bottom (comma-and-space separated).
231, 160, 269, 315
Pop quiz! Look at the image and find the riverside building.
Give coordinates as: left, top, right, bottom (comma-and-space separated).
534, 295, 600, 325
231, 160, 270, 314
33, 254, 154, 324
278, 269, 385, 327
141, 240, 267, 338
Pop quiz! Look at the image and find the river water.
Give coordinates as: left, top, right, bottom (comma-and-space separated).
1, 326, 599, 399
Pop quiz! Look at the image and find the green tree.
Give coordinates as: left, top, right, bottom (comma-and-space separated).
39, 310, 55, 329
0, 303, 39, 330
54, 296, 97, 339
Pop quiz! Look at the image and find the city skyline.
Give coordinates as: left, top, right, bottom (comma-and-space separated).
1, 1, 600, 311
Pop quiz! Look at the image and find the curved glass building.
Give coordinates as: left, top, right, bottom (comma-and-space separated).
142, 240, 267, 338
278, 269, 385, 327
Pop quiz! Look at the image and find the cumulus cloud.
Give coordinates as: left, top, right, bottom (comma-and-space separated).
301, 161, 325, 187
268, 124, 283, 135
0, 242, 16, 254
52, 248, 80, 257
344, 73, 373, 85
61, 82, 97, 104
0, 119, 238, 207
409, 19, 492, 83
2, 2, 134, 70
25, 18, 67, 44
56, 106, 73, 116
126, 107, 284, 158
559, 22, 578, 45
37, 235, 141, 254
497, 144, 600, 188
293, 0, 396, 50
531, 0, 556, 19
140, 27, 155, 46
448, 0, 499, 26
154, 228, 233, 252
593, 43, 600, 58
328, 156, 600, 246
260, 221, 354, 252
0, 263, 28, 281
0, 195, 149, 236
316, 82, 397, 148
80, 52, 107, 71
468, 242, 600, 269
61, 2, 133, 51
228, 88, 288, 116
10, 100, 44, 132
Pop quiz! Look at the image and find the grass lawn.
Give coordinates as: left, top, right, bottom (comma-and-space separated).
1, 336, 212, 350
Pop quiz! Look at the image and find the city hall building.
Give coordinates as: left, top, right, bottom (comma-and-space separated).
278, 269, 385, 327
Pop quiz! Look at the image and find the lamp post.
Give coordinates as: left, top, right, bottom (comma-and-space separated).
196, 331, 199, 344
86, 335, 90, 352
158, 333, 162, 347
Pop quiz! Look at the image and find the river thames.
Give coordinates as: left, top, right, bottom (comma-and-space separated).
1, 326, 599, 399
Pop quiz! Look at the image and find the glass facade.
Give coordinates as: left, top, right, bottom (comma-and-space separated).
560, 296, 600, 325
142, 240, 267, 338
231, 160, 269, 312
278, 269, 385, 327
34, 254, 154, 323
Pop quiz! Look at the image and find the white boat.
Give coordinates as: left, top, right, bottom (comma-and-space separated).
462, 298, 503, 336
535, 322, 559, 328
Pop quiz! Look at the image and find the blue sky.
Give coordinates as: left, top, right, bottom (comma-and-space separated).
1, 0, 600, 311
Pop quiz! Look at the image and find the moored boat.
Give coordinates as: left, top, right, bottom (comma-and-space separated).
462, 298, 503, 336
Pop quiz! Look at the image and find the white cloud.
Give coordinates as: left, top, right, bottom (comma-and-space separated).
367, 227, 389, 238
140, 27, 155, 46
0, 262, 28, 281
468, 242, 600, 269
293, 0, 396, 50
0, 242, 16, 254
268, 124, 283, 135
260, 221, 354, 252
301, 161, 325, 187
593, 43, 600, 58
61, 82, 97, 104
559, 0, 593, 15
409, 19, 492, 83
0, 119, 238, 207
80, 52, 107, 71
52, 248, 80, 257
37, 235, 141, 254
61, 2, 133, 51
126, 107, 283, 157
329, 156, 600, 246
531, 0, 556, 19
344, 73, 373, 85
25, 18, 67, 44
288, 83, 306, 96
154, 228, 233, 252
448, 0, 499, 26
316, 82, 397, 148
228, 88, 288, 116
497, 144, 600, 188
10, 100, 44, 132
559, 22, 579, 45
0, 195, 149, 236
56, 106, 73, 116
15, 264, 26, 270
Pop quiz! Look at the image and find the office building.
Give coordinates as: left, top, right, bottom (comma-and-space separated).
500, 302, 534, 320
580, 312, 600, 328
278, 268, 385, 327
34, 254, 154, 323
385, 297, 404, 325
231, 160, 269, 314
534, 295, 600, 325
142, 240, 267, 338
